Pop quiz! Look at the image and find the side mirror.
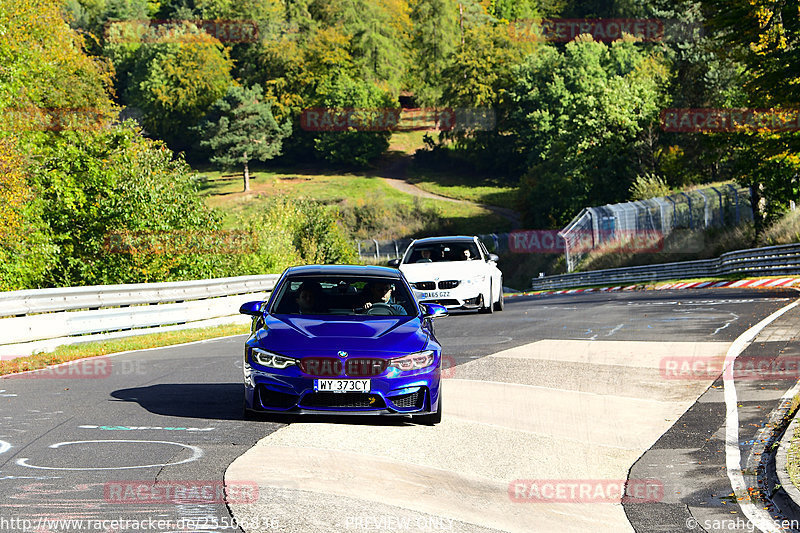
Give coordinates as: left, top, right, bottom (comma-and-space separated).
488, 254, 499, 263
239, 301, 263, 317
387, 258, 401, 267
421, 303, 448, 319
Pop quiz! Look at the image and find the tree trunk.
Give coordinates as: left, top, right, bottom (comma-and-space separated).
751, 183, 764, 245
243, 155, 250, 192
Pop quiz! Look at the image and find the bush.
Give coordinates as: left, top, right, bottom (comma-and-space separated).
231, 197, 358, 273
629, 174, 670, 201
31, 123, 225, 286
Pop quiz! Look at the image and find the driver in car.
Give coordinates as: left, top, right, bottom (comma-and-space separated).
359, 282, 406, 315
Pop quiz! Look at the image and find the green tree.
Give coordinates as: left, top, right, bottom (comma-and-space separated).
315, 0, 412, 94
310, 72, 396, 167
409, 0, 460, 104
108, 21, 235, 149
31, 124, 226, 286
487, 0, 540, 20
509, 38, 670, 227
196, 85, 291, 191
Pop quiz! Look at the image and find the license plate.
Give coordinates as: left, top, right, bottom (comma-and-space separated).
314, 379, 371, 393
422, 291, 450, 299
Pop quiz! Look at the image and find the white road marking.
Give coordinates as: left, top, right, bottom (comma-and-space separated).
0, 440, 10, 455
606, 324, 624, 337
712, 313, 739, 336
16, 440, 203, 471
723, 299, 800, 533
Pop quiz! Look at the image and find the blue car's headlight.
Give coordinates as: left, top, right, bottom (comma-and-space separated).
389, 350, 435, 371
251, 348, 298, 369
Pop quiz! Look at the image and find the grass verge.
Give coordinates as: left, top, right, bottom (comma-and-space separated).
784, 394, 800, 490
406, 168, 519, 208
196, 170, 510, 238
0, 322, 249, 377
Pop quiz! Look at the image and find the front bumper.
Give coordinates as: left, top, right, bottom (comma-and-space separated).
244, 362, 441, 416
411, 286, 483, 309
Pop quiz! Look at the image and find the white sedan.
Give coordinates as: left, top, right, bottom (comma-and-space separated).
389, 236, 503, 313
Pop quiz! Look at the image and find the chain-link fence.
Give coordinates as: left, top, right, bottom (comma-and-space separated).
356, 233, 509, 262
559, 184, 753, 272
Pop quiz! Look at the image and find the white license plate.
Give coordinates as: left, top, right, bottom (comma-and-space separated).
422, 291, 450, 299
314, 379, 371, 393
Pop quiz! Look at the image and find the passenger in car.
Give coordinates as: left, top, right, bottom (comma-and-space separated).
296, 281, 326, 314
416, 249, 433, 263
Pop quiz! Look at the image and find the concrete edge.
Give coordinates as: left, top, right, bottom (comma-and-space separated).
506, 276, 800, 299
776, 408, 800, 509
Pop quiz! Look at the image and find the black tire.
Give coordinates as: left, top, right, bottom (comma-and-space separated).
417, 395, 442, 425
479, 283, 494, 314
494, 283, 504, 312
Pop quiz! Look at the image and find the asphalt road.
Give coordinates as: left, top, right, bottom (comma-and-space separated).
0, 289, 795, 532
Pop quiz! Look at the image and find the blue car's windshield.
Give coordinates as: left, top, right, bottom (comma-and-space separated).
271, 275, 417, 317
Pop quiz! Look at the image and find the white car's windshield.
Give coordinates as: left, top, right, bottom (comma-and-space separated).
404, 242, 481, 264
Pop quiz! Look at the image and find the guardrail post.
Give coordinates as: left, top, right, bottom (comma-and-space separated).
394, 240, 399, 258
680, 192, 694, 229
697, 189, 711, 228
357, 241, 362, 259
711, 186, 724, 226
665, 196, 677, 234
373, 239, 380, 261
727, 184, 740, 224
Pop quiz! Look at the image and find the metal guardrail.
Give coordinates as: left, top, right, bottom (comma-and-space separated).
0, 275, 279, 358
530, 243, 800, 290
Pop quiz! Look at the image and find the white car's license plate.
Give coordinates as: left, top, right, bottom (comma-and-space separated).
314, 379, 371, 393
421, 291, 450, 299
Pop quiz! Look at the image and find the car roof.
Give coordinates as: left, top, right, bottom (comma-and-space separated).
411, 236, 478, 245
283, 265, 404, 279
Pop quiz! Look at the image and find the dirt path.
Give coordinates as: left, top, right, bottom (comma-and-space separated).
373, 154, 522, 230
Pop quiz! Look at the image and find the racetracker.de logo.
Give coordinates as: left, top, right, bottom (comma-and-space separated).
509, 479, 663, 503
103, 230, 256, 255
508, 230, 664, 254
508, 18, 703, 43
0, 107, 107, 131
1, 357, 113, 379
299, 108, 496, 132
104, 480, 258, 504
661, 108, 800, 133
104, 19, 259, 43
660, 355, 800, 380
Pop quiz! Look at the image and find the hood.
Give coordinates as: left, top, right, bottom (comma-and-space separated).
255, 315, 428, 357
399, 261, 487, 282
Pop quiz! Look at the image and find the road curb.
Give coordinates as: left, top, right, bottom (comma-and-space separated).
776, 411, 800, 511
504, 276, 800, 299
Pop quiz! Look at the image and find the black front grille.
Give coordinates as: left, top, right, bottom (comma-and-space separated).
387, 390, 425, 409
344, 358, 388, 377
414, 281, 436, 290
256, 386, 298, 409
424, 299, 459, 306
300, 393, 386, 409
438, 280, 459, 289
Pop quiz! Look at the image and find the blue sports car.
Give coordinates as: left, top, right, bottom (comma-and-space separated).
239, 265, 448, 424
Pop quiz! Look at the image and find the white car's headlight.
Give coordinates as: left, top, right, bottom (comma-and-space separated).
250, 348, 297, 369
466, 275, 486, 284
389, 350, 435, 371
